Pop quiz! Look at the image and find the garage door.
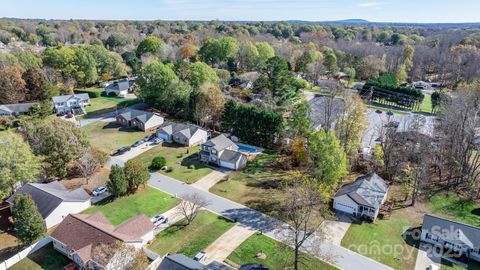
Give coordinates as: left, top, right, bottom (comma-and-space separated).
334, 201, 356, 215
220, 161, 236, 170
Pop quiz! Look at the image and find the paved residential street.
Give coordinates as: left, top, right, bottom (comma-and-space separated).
148, 173, 393, 270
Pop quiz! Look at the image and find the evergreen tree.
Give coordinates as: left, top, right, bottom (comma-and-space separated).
13, 194, 46, 245
107, 165, 128, 197
124, 159, 149, 191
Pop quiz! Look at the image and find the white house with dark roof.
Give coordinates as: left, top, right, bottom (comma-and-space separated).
199, 134, 247, 170
421, 214, 480, 264
156, 121, 208, 146
52, 93, 90, 115
0, 102, 35, 116
157, 253, 234, 270
333, 173, 389, 220
104, 79, 135, 98
6, 181, 91, 228
116, 109, 164, 132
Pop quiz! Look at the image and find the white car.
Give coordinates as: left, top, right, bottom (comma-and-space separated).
151, 215, 168, 226
92, 186, 107, 196
193, 251, 207, 262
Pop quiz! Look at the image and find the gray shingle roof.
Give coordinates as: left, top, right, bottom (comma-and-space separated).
119, 109, 161, 124
158, 122, 203, 139
52, 93, 90, 103
0, 103, 35, 114
106, 80, 133, 92
308, 95, 345, 129
157, 254, 204, 270
335, 173, 388, 209
6, 181, 90, 218
422, 214, 480, 249
203, 135, 237, 152
219, 149, 245, 163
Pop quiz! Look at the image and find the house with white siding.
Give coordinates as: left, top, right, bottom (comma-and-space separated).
6, 181, 91, 228
52, 93, 90, 115
199, 134, 247, 170
333, 173, 389, 221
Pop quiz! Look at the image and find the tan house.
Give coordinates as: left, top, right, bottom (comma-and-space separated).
51, 212, 154, 269
116, 109, 164, 132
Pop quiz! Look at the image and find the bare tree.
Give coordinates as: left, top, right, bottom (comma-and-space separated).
90, 241, 148, 270
176, 193, 210, 225
75, 151, 100, 185
279, 174, 329, 270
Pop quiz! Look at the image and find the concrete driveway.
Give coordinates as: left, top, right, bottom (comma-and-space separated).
414, 243, 441, 270
203, 223, 255, 264
190, 169, 229, 191
106, 142, 161, 168
321, 213, 354, 245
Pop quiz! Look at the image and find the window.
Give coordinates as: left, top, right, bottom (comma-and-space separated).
212, 149, 217, 154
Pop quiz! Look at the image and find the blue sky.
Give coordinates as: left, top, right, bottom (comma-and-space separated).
1, 0, 479, 23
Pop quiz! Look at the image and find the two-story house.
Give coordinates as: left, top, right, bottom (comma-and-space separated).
52, 93, 90, 115
199, 134, 247, 170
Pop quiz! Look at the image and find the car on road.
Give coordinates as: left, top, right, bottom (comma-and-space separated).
375, 109, 383, 114
151, 215, 168, 226
131, 139, 145, 147
193, 251, 207, 262
386, 111, 394, 116
92, 186, 108, 196
151, 138, 163, 145
112, 146, 131, 156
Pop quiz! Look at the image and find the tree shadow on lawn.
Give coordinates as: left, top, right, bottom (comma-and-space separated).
102, 122, 141, 133
180, 154, 208, 170
471, 208, 480, 216
402, 226, 421, 249
246, 199, 281, 218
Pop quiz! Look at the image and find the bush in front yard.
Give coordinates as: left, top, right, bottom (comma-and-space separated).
150, 156, 167, 171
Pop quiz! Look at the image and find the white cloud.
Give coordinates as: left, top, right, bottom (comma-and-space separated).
357, 2, 381, 8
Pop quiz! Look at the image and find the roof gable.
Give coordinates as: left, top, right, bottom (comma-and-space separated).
422, 214, 480, 248
335, 173, 388, 208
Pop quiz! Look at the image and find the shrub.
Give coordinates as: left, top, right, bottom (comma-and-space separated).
150, 156, 166, 170
108, 91, 118, 97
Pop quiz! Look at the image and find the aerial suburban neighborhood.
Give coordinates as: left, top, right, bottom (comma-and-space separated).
1, 1, 480, 270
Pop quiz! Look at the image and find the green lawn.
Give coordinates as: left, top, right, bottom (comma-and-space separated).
81, 121, 148, 153
9, 243, 70, 270
228, 234, 338, 270
131, 143, 212, 184
419, 94, 433, 113
148, 211, 234, 257
82, 186, 179, 225
341, 208, 420, 270
75, 88, 139, 119
210, 153, 294, 217
426, 193, 480, 226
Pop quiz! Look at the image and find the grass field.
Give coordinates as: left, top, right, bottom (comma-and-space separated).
341, 208, 421, 270
148, 211, 234, 257
210, 153, 295, 217
9, 243, 70, 270
82, 186, 179, 225
228, 234, 338, 270
426, 193, 480, 226
81, 121, 149, 153
441, 259, 480, 270
132, 143, 212, 184
419, 94, 432, 113
75, 87, 139, 119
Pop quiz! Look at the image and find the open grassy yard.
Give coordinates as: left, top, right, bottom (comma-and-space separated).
425, 193, 480, 226
131, 143, 212, 184
210, 153, 295, 217
75, 88, 139, 119
82, 186, 179, 225
441, 260, 480, 270
341, 208, 422, 270
81, 121, 148, 153
9, 243, 70, 270
419, 94, 433, 113
227, 234, 338, 270
148, 210, 234, 257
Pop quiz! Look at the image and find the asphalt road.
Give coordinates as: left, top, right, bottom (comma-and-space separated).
148, 173, 393, 270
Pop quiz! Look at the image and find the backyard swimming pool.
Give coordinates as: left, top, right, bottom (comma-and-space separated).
236, 143, 258, 153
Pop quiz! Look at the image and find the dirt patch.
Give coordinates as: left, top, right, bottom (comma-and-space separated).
0, 205, 20, 262
60, 167, 110, 192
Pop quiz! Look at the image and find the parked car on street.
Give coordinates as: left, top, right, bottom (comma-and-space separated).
375, 109, 383, 114
132, 139, 145, 147
151, 138, 163, 145
193, 251, 207, 262
112, 146, 131, 156
151, 215, 168, 226
92, 186, 108, 196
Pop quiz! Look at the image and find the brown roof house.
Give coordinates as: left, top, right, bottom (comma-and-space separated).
116, 109, 164, 132
51, 212, 154, 269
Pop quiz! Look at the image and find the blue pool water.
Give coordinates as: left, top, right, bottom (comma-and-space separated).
236, 144, 257, 153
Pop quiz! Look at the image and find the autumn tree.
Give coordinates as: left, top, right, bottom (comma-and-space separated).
136, 35, 163, 56
336, 95, 367, 162
0, 131, 42, 200
194, 82, 225, 127
22, 67, 54, 101
13, 194, 46, 245
91, 241, 148, 270
0, 65, 26, 103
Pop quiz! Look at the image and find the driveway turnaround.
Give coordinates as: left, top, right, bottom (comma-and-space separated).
148, 173, 393, 270
203, 223, 256, 264
190, 169, 229, 191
